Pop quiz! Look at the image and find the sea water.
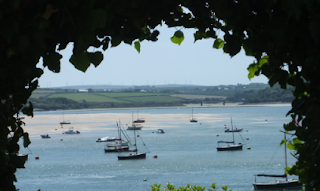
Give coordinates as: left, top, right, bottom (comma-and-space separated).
15, 106, 301, 191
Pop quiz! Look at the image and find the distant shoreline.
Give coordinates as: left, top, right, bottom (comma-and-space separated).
33, 102, 291, 113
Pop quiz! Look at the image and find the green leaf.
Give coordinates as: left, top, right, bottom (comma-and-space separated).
247, 63, 259, 80
170, 31, 184, 45
23, 132, 31, 148
87, 51, 103, 67
134, 41, 140, 53
287, 143, 294, 150
258, 55, 269, 66
43, 52, 62, 73
69, 52, 91, 72
280, 139, 287, 146
213, 38, 225, 49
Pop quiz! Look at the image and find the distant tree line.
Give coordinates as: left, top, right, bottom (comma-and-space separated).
227, 85, 294, 103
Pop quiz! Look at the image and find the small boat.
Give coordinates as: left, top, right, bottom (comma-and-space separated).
217, 117, 243, 151
253, 131, 303, 190
17, 153, 28, 160
96, 136, 120, 142
127, 123, 142, 130
63, 127, 80, 134
225, 128, 243, 132
40, 134, 51, 139
190, 108, 198, 123
133, 111, 145, 123
60, 112, 71, 125
127, 112, 143, 130
157, 129, 165, 133
106, 141, 129, 147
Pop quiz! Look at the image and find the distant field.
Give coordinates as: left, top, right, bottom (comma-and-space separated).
120, 95, 184, 103
95, 92, 167, 98
171, 94, 226, 99
48, 93, 128, 103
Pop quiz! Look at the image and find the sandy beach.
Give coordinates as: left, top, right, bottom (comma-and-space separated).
22, 102, 291, 136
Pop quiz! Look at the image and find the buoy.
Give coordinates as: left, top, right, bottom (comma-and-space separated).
200, 123, 201, 125
247, 147, 251, 150
35, 156, 39, 160
61, 126, 63, 128
143, 179, 147, 181
246, 130, 248, 132
246, 138, 249, 140
152, 132, 154, 133
216, 134, 219, 137
61, 139, 63, 141
137, 135, 140, 137
225, 126, 227, 129
265, 119, 267, 121
153, 155, 158, 158
55, 129, 57, 130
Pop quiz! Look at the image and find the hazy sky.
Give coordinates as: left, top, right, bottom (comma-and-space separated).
37, 25, 268, 88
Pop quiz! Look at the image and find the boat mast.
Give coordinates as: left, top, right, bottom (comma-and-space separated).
231, 117, 235, 145
134, 125, 137, 154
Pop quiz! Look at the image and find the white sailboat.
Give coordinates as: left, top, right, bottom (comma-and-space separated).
60, 112, 71, 125
127, 112, 142, 130
253, 131, 302, 190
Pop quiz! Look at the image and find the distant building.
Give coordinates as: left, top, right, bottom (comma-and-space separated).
79, 89, 88, 92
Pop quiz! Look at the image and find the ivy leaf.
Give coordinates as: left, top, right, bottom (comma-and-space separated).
170, 30, 184, 45
134, 41, 140, 53
23, 133, 31, 148
280, 139, 287, 146
247, 63, 259, 80
87, 51, 103, 67
259, 55, 269, 66
43, 52, 62, 73
69, 52, 91, 72
287, 143, 294, 150
22, 102, 34, 117
213, 38, 225, 49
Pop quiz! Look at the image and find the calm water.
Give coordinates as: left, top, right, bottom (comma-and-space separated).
16, 106, 300, 191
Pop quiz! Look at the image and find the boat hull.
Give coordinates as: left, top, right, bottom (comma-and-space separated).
217, 144, 243, 151
118, 153, 146, 160
104, 146, 129, 153
127, 126, 142, 130
225, 129, 243, 132
253, 180, 302, 190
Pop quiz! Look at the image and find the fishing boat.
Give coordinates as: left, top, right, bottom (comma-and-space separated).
253, 131, 302, 190
217, 117, 243, 151
118, 125, 146, 160
63, 127, 80, 134
133, 111, 145, 123
60, 112, 71, 125
40, 134, 51, 139
190, 108, 197, 123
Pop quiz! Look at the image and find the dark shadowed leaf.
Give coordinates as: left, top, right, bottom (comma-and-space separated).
43, 52, 62, 73
23, 133, 31, 148
69, 52, 91, 72
87, 52, 103, 67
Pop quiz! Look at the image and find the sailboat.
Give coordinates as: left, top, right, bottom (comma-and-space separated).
60, 112, 71, 125
190, 108, 198, 123
118, 125, 146, 160
133, 111, 145, 123
127, 112, 142, 130
253, 131, 302, 190
217, 117, 243, 151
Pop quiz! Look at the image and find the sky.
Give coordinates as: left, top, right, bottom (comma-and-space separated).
37, 25, 268, 88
